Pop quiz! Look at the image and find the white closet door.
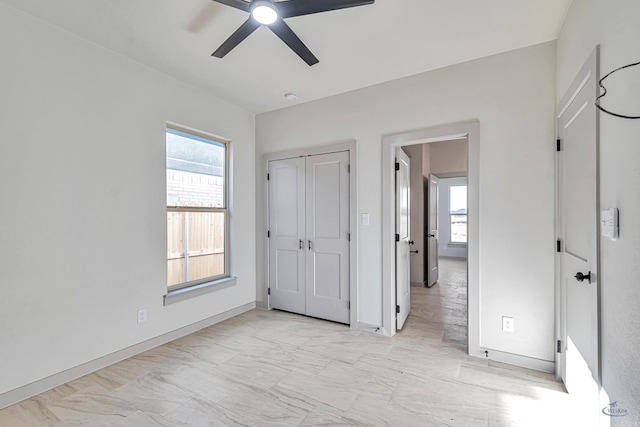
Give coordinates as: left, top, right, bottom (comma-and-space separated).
268, 157, 306, 315
305, 151, 350, 324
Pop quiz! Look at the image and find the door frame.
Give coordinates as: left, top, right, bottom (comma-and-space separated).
381, 121, 480, 356
263, 140, 358, 327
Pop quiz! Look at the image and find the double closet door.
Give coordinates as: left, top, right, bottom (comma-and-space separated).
268, 151, 350, 324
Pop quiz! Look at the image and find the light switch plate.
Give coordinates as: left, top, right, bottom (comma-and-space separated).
361, 213, 370, 226
601, 208, 619, 241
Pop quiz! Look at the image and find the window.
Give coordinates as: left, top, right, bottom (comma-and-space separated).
449, 185, 467, 244
166, 125, 229, 290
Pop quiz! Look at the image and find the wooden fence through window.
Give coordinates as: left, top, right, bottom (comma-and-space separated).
167, 211, 225, 286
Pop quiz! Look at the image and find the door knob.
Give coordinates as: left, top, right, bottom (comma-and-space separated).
410, 250, 419, 254
574, 271, 591, 283
408, 240, 414, 245
427, 234, 435, 238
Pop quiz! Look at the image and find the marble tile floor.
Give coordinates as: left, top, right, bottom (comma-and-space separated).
1, 258, 582, 426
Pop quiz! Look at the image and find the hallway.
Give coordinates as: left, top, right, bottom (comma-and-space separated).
409, 257, 468, 347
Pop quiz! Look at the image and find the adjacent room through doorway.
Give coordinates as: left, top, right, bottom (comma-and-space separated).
400, 138, 469, 349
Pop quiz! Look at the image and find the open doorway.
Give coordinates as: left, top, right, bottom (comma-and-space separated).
401, 139, 469, 348
381, 121, 480, 357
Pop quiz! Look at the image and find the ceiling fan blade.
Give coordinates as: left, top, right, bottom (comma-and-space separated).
269, 20, 319, 66
212, 18, 260, 58
211, 0, 251, 13
278, 0, 374, 19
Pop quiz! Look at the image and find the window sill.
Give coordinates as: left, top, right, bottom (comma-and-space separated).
447, 242, 467, 248
164, 276, 237, 306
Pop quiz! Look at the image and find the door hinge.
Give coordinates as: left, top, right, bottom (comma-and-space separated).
396, 305, 400, 314
347, 301, 350, 309
395, 162, 400, 171
267, 173, 270, 180
556, 139, 562, 152
267, 287, 271, 295
347, 232, 351, 242
395, 234, 400, 242
556, 239, 561, 253
557, 339, 562, 353
347, 164, 350, 174
267, 230, 270, 238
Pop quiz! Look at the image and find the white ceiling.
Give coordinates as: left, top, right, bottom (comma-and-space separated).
1, 0, 572, 113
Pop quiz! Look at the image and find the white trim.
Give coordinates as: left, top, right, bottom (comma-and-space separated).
262, 140, 357, 162
356, 321, 386, 335
447, 243, 468, 248
164, 276, 238, 305
433, 172, 468, 179
165, 123, 232, 291
166, 121, 231, 144
481, 348, 555, 373
381, 121, 480, 360
262, 140, 358, 328
0, 302, 256, 410
440, 176, 469, 257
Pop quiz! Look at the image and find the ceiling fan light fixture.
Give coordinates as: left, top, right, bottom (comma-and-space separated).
251, 1, 278, 25
211, 0, 375, 66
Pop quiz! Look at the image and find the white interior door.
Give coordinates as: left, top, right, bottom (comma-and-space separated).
426, 174, 439, 287
305, 151, 350, 324
557, 48, 599, 418
396, 148, 411, 330
268, 158, 306, 315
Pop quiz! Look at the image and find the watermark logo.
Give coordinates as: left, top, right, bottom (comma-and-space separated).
602, 401, 629, 417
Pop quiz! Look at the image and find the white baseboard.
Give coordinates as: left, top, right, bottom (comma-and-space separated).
473, 347, 555, 373
0, 302, 256, 410
356, 321, 386, 335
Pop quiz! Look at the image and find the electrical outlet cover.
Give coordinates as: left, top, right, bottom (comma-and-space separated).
502, 316, 514, 332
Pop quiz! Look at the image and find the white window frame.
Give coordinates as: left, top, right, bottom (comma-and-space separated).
448, 184, 468, 245
164, 124, 235, 304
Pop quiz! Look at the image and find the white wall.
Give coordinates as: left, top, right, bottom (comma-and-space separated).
403, 145, 425, 283
557, 0, 640, 421
257, 42, 557, 362
438, 177, 468, 259
430, 139, 468, 177
0, 4, 256, 396
422, 143, 431, 177
430, 140, 468, 259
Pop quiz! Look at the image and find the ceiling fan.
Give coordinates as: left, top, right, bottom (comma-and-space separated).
211, 0, 375, 66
